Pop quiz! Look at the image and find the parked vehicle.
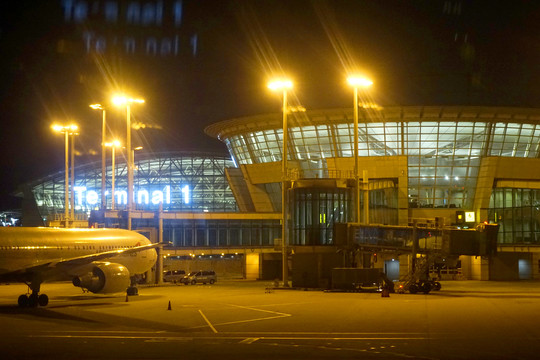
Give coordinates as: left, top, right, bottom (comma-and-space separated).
163, 270, 186, 283
180, 270, 217, 285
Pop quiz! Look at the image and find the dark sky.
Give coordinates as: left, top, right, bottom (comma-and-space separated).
1, 0, 540, 210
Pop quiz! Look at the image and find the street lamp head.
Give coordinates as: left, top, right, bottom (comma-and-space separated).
112, 94, 145, 106
347, 76, 373, 88
268, 79, 293, 91
105, 140, 122, 148
89, 104, 104, 110
51, 124, 63, 132
51, 123, 79, 134
112, 95, 128, 106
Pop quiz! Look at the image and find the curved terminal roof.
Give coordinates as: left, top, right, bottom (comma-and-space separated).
205, 106, 540, 140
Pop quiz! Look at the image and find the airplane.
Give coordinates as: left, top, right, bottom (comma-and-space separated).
0, 227, 159, 307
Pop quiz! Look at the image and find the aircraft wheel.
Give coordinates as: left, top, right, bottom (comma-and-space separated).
18, 294, 29, 307
28, 294, 39, 307
38, 294, 49, 307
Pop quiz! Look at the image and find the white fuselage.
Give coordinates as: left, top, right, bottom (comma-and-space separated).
0, 227, 157, 276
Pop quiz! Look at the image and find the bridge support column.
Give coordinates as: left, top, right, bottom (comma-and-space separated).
245, 252, 260, 280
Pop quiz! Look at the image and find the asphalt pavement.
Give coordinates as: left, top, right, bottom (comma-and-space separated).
1, 280, 539, 359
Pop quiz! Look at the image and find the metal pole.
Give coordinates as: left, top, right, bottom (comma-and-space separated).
70, 133, 75, 223
353, 86, 360, 224
157, 202, 164, 285
101, 109, 106, 209
363, 170, 369, 224
281, 89, 289, 287
64, 131, 69, 228
111, 146, 116, 211
126, 104, 132, 230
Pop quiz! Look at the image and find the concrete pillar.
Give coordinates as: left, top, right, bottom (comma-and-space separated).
245, 252, 260, 280
398, 254, 410, 281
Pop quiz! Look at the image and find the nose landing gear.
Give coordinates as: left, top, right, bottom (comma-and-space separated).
18, 281, 49, 307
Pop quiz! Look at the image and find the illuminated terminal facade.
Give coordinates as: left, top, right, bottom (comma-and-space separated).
21, 106, 540, 281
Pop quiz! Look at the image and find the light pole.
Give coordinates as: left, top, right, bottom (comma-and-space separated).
70, 131, 78, 222
51, 124, 78, 227
112, 95, 144, 230
105, 140, 121, 210
268, 79, 293, 287
90, 104, 107, 210
347, 76, 373, 224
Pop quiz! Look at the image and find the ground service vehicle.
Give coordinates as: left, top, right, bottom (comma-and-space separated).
180, 270, 217, 285
163, 270, 185, 283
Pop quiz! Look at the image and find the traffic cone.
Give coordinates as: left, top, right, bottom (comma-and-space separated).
167, 300, 172, 310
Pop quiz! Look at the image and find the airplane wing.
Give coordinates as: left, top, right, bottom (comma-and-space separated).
0, 242, 162, 284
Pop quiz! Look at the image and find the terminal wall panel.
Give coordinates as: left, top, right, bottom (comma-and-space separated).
261, 253, 282, 281
242, 162, 301, 184
225, 167, 255, 212
292, 253, 342, 288
493, 157, 540, 179
327, 156, 407, 179
489, 253, 519, 281
245, 183, 276, 212
245, 253, 260, 280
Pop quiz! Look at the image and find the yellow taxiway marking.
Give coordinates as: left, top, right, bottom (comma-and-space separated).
239, 337, 260, 344
198, 309, 218, 333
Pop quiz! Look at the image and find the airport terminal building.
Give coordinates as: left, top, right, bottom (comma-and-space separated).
19, 106, 540, 282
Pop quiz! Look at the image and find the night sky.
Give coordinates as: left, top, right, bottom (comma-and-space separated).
1, 0, 540, 210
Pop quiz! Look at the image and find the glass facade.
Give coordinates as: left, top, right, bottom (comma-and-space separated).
163, 219, 282, 247
289, 185, 397, 246
489, 188, 540, 245
290, 187, 352, 245
218, 108, 540, 209
30, 152, 238, 218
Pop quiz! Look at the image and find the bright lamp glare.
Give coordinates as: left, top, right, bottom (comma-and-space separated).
105, 140, 122, 147
112, 94, 145, 106
268, 79, 293, 91
112, 95, 128, 106
347, 76, 373, 87
51, 124, 78, 133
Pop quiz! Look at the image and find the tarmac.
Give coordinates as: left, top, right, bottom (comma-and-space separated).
1, 279, 540, 359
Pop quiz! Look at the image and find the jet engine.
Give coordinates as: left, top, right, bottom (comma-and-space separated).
72, 262, 131, 294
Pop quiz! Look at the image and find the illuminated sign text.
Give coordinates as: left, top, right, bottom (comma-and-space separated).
73, 185, 190, 207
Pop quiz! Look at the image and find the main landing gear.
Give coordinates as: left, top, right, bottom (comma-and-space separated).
18, 281, 48, 307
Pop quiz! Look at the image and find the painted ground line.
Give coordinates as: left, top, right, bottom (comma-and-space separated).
198, 309, 218, 333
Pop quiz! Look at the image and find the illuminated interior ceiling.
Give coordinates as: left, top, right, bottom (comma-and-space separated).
30, 152, 237, 215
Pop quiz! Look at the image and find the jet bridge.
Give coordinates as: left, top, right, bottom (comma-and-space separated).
333, 220, 499, 293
